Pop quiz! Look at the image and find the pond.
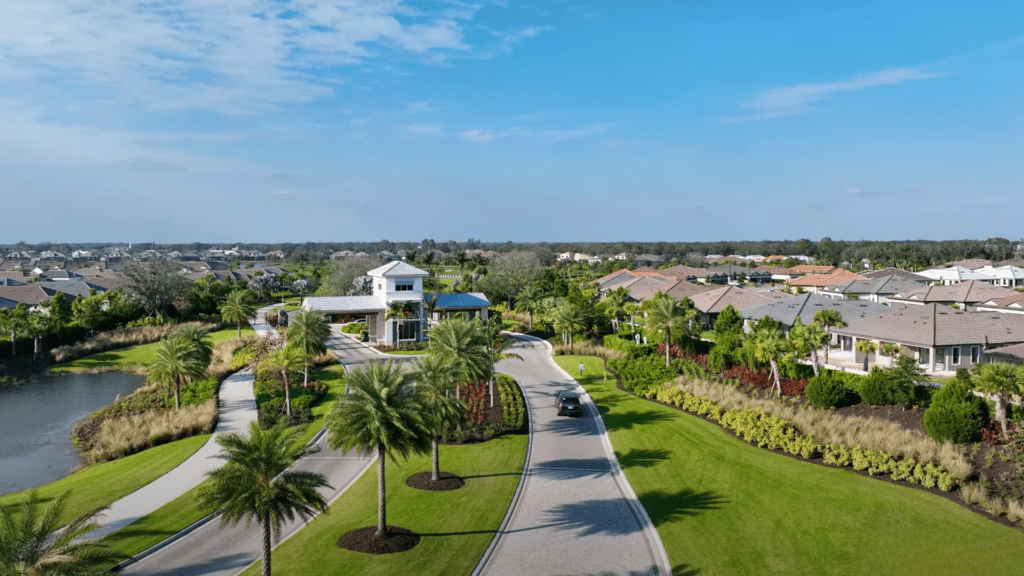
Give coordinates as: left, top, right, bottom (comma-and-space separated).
0, 371, 146, 496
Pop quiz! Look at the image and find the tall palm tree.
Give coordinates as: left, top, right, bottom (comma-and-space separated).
752, 323, 788, 397
479, 317, 522, 407
514, 284, 543, 331
623, 302, 641, 335
855, 340, 877, 372
285, 309, 330, 387
645, 293, 688, 367
427, 318, 490, 398
602, 286, 629, 333
0, 490, 122, 575
221, 289, 257, 338
973, 362, 1023, 439
813, 308, 845, 366
266, 345, 305, 418
413, 354, 466, 482
551, 300, 588, 353
881, 342, 902, 368
385, 301, 411, 348
326, 361, 431, 538
171, 324, 214, 368
149, 336, 207, 410
196, 422, 331, 576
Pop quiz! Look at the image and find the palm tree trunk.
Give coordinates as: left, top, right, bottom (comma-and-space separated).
528, 311, 533, 331
303, 361, 309, 388
283, 372, 292, 417
377, 443, 387, 538
261, 514, 272, 576
665, 329, 671, 367
237, 322, 242, 339
569, 333, 574, 353
823, 331, 830, 365
432, 436, 440, 482
769, 358, 781, 398
997, 395, 1009, 439
174, 378, 181, 410
810, 347, 820, 377
9, 330, 14, 356
490, 378, 495, 408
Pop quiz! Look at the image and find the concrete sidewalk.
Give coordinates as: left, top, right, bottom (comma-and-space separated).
87, 368, 258, 539
252, 303, 283, 338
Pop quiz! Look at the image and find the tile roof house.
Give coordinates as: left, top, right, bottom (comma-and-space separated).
0, 286, 60, 310
916, 266, 997, 286
948, 258, 993, 270
972, 265, 1024, 288
860, 267, 930, 282
740, 293, 893, 331
754, 265, 799, 281
975, 293, 1024, 316
788, 264, 836, 275
624, 275, 679, 302
886, 281, 1018, 311
818, 275, 929, 304
664, 281, 719, 300
832, 304, 1024, 373
785, 270, 867, 293
689, 286, 775, 328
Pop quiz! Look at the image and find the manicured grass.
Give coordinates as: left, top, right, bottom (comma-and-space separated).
0, 435, 209, 524
238, 434, 528, 576
554, 355, 1024, 576
50, 327, 255, 373
102, 480, 211, 563
289, 364, 345, 449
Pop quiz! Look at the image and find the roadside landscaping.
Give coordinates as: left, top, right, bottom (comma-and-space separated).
236, 434, 527, 576
0, 434, 209, 525
554, 355, 1024, 575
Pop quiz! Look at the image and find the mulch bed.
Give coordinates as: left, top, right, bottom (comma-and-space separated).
406, 471, 466, 491
337, 525, 421, 554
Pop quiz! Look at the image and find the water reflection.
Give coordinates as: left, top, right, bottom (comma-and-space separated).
0, 372, 145, 495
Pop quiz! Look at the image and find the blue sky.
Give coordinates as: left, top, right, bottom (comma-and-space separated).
2, 0, 1022, 243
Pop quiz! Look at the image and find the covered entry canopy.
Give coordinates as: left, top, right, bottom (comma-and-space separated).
302, 295, 384, 321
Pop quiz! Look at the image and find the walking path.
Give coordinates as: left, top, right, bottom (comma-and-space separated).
474, 335, 671, 576
252, 303, 284, 337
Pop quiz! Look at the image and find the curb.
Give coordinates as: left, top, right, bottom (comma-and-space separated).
541, 340, 674, 576
470, 339, 535, 576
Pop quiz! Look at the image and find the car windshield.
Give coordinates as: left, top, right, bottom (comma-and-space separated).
561, 395, 578, 402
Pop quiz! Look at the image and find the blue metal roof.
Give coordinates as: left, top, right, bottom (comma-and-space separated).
426, 292, 490, 309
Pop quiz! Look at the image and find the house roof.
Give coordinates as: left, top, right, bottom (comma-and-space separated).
709, 263, 750, 275
788, 265, 836, 275
367, 261, 429, 278
0, 277, 24, 286
860, 267, 929, 282
425, 292, 491, 309
819, 275, 927, 297
657, 265, 712, 279
786, 270, 866, 287
973, 265, 1024, 280
303, 295, 385, 313
754, 265, 796, 276
889, 280, 1017, 305
624, 275, 678, 302
0, 286, 59, 305
741, 293, 893, 328
978, 293, 1024, 310
595, 270, 641, 291
948, 258, 993, 270
664, 281, 719, 300
834, 304, 1024, 347
916, 266, 995, 283
987, 342, 1024, 361
35, 281, 107, 299
690, 286, 774, 314
0, 296, 18, 309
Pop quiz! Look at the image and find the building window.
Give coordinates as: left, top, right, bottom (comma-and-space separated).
971, 346, 980, 364
398, 321, 417, 340
395, 281, 414, 292
920, 348, 930, 365
952, 347, 961, 366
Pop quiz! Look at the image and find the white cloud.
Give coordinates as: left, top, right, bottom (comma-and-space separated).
458, 122, 615, 144
846, 188, 861, 195
273, 189, 291, 196
0, 0, 484, 113
491, 26, 555, 49
405, 123, 443, 135
725, 66, 946, 122
458, 129, 496, 142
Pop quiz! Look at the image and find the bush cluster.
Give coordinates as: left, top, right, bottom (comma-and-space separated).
608, 355, 708, 394
497, 374, 526, 430
923, 380, 989, 443
635, 382, 961, 491
340, 322, 368, 334
805, 371, 850, 409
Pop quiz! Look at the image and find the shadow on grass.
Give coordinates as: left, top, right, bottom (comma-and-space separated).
552, 566, 699, 576
601, 410, 675, 432
616, 447, 672, 470
639, 489, 727, 526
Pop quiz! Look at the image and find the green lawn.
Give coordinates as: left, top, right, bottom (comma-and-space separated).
554, 355, 1024, 576
49, 326, 255, 374
289, 364, 345, 449
102, 481, 211, 563
0, 435, 209, 525
238, 434, 528, 576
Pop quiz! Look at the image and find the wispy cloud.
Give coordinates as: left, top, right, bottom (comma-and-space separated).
491, 26, 556, 50
405, 123, 443, 135
0, 1, 494, 114
458, 122, 616, 144
725, 66, 946, 122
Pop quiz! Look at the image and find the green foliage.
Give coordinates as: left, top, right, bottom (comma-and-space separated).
923, 380, 989, 443
608, 355, 680, 391
602, 334, 653, 357
339, 322, 367, 334
858, 368, 900, 406
805, 371, 849, 409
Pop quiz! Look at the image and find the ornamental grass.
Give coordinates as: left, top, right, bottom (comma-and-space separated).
84, 400, 216, 464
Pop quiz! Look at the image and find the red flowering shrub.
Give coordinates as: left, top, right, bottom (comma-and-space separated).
463, 382, 488, 425
656, 344, 709, 366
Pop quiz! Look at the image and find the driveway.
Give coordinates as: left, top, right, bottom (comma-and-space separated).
475, 335, 670, 576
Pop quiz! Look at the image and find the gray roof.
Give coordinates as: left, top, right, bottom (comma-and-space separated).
859, 268, 930, 282
834, 304, 1024, 348
0, 296, 17, 309
367, 261, 429, 278
820, 275, 927, 297
690, 286, 774, 314
889, 280, 1017, 305
741, 293, 893, 328
303, 295, 384, 313
36, 281, 107, 299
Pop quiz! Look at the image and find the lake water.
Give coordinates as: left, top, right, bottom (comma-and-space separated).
0, 372, 146, 496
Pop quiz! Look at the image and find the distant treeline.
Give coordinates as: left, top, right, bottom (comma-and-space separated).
4, 237, 1022, 267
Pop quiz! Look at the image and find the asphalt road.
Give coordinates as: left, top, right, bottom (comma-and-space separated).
475, 336, 671, 576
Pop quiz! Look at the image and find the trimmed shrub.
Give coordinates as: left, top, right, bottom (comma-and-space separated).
923, 381, 988, 443
805, 371, 848, 409
858, 368, 898, 405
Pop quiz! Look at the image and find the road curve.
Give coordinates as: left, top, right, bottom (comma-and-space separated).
474, 335, 671, 576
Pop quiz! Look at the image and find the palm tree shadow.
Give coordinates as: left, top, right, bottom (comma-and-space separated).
616, 447, 672, 469
601, 410, 675, 431
640, 489, 727, 526
553, 566, 700, 576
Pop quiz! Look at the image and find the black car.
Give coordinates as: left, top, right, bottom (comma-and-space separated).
556, 390, 581, 416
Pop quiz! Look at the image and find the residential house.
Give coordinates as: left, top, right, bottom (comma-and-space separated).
740, 293, 892, 333
632, 254, 664, 267
986, 342, 1024, 365
973, 265, 1024, 288
664, 281, 719, 301
754, 264, 800, 281
623, 275, 679, 302
0, 286, 61, 312
39, 269, 84, 282
818, 275, 928, 304
975, 293, 1024, 316
886, 281, 1018, 311
916, 266, 997, 286
788, 264, 836, 275
948, 258, 993, 270
689, 286, 774, 328
860, 267, 929, 282
785, 269, 866, 294
0, 296, 17, 310
832, 304, 1024, 374
656, 265, 717, 284
709, 264, 750, 284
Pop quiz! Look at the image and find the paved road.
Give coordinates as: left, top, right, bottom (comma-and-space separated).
475, 336, 671, 576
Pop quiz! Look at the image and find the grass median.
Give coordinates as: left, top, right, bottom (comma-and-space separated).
554, 355, 1024, 576
238, 433, 528, 576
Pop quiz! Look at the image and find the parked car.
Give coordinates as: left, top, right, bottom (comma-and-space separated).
556, 390, 581, 416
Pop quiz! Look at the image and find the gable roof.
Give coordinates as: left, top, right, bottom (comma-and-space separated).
657, 264, 713, 280
741, 293, 893, 328
819, 275, 927, 297
889, 280, 1017, 305
303, 295, 385, 313
976, 293, 1024, 310
367, 261, 429, 278
425, 293, 491, 309
664, 281, 719, 300
948, 258, 993, 270
789, 264, 836, 275
624, 276, 679, 302
0, 285, 59, 305
860, 267, 930, 282
690, 286, 774, 314
786, 269, 866, 287
916, 266, 995, 283
834, 304, 1024, 347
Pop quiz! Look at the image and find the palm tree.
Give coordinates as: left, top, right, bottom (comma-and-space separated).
455, 252, 468, 276
326, 361, 431, 538
479, 317, 522, 407
385, 301, 411, 348
813, 308, 845, 366
171, 324, 214, 368
514, 284, 543, 331
645, 293, 688, 367
752, 322, 788, 397
196, 422, 331, 576
427, 318, 490, 398
973, 362, 1023, 439
285, 309, 330, 388
0, 489, 122, 575
855, 340, 877, 372
413, 354, 466, 482
881, 343, 902, 367
266, 345, 305, 418
602, 286, 629, 333
624, 302, 641, 335
0, 304, 29, 357
149, 336, 207, 410
551, 300, 588, 353
221, 289, 257, 338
